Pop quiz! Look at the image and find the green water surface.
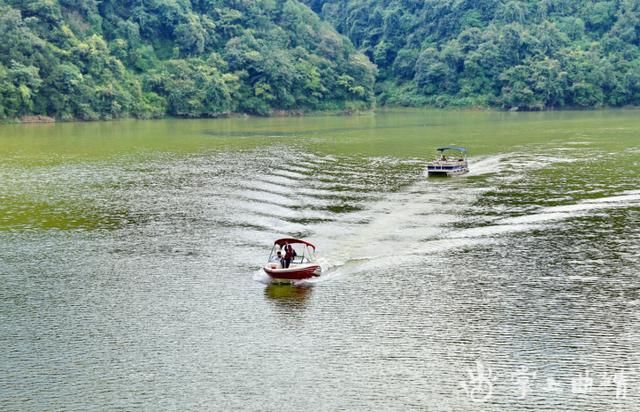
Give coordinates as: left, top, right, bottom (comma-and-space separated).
1, 109, 638, 231
1, 109, 639, 411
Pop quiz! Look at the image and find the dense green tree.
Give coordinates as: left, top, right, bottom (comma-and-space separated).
307, 0, 640, 110
0, 0, 375, 120
5, 0, 640, 118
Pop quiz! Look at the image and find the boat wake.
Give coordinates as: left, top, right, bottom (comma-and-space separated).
252, 270, 273, 285
306, 157, 639, 278
444, 189, 640, 240
465, 154, 508, 176
245, 148, 637, 285
305, 190, 640, 277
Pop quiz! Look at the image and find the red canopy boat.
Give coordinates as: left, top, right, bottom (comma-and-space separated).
263, 238, 321, 282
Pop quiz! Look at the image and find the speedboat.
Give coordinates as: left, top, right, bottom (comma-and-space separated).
263, 238, 321, 283
427, 146, 469, 176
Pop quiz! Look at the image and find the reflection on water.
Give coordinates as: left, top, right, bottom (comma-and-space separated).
1, 110, 640, 411
264, 284, 312, 309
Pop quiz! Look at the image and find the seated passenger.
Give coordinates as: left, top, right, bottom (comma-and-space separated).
271, 250, 283, 262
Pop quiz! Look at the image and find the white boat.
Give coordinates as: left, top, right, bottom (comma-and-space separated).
427, 146, 469, 176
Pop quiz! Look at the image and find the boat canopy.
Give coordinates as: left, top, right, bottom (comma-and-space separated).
273, 238, 316, 251
436, 146, 467, 153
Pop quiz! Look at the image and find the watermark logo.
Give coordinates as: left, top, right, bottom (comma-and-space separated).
459, 360, 497, 403
571, 369, 594, 395
601, 370, 628, 399
541, 376, 563, 394
459, 361, 633, 404
513, 366, 537, 399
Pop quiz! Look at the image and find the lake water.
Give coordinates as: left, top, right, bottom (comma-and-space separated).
1, 109, 639, 410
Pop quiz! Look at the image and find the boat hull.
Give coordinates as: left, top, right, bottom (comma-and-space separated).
427, 161, 469, 177
263, 263, 321, 281
427, 167, 469, 176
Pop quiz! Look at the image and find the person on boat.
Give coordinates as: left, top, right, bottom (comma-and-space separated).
271, 250, 283, 263
440, 154, 447, 161
283, 244, 296, 268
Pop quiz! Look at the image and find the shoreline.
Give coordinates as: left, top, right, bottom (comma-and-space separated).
3, 109, 375, 124
4, 105, 640, 125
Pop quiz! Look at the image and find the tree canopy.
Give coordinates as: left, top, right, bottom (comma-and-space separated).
4, 0, 640, 119
0, 0, 376, 120
306, 0, 640, 110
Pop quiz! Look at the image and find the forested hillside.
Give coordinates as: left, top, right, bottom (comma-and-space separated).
306, 0, 640, 110
3, 0, 640, 120
0, 0, 375, 120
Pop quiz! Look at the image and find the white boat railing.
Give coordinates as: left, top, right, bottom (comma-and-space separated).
428, 160, 467, 168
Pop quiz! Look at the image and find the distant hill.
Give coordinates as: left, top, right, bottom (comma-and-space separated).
304, 0, 640, 110
0, 0, 376, 120
4, 1, 640, 120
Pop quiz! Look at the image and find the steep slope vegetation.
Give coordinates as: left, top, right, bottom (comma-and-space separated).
0, 0, 376, 120
305, 0, 640, 110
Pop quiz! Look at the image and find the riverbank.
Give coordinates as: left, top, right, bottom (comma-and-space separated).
1, 108, 375, 125
18, 115, 56, 124
6, 104, 640, 126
